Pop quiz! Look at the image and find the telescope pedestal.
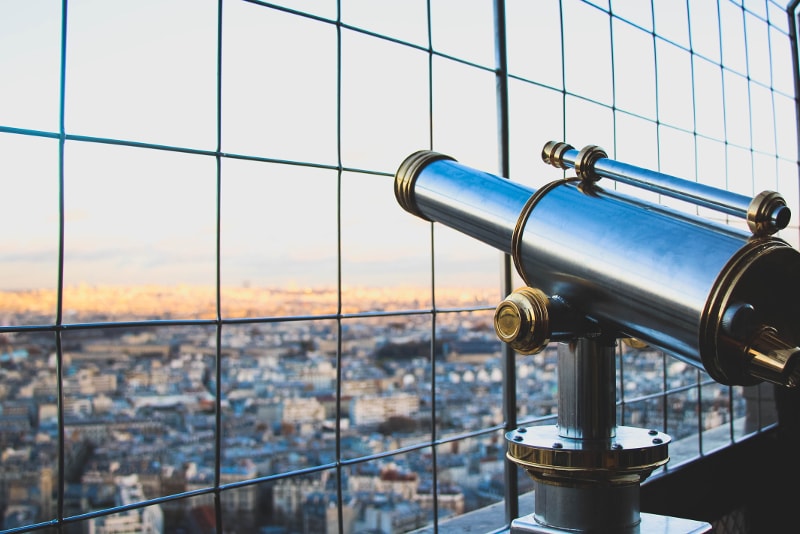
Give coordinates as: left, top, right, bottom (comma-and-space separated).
506, 338, 712, 533
511, 511, 712, 534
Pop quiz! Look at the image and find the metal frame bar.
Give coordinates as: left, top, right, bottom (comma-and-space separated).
0, 1, 797, 533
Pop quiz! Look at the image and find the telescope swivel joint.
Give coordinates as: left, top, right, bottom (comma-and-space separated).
494, 288, 601, 355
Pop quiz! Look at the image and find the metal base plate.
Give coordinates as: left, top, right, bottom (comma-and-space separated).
510, 512, 712, 534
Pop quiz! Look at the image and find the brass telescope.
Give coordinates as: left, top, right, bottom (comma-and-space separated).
394, 142, 800, 533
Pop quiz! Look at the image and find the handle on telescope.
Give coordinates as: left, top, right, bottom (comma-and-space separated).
542, 141, 791, 237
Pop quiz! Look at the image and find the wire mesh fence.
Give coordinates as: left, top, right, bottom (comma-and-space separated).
0, 1, 797, 532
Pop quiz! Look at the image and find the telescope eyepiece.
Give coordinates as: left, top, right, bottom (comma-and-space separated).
744, 326, 800, 388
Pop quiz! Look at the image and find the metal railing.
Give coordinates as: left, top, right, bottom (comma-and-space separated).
0, 1, 797, 533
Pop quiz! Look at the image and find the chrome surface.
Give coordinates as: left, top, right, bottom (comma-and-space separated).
506, 339, 670, 532
394, 151, 533, 254
394, 149, 743, 532
510, 512, 713, 534
557, 338, 616, 440
541, 141, 790, 236
506, 424, 670, 477
525, 482, 641, 533
393, 150, 455, 221
394, 149, 800, 387
513, 179, 800, 386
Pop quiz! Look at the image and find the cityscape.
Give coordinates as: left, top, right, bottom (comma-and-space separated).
0, 285, 743, 533
1, 1, 795, 532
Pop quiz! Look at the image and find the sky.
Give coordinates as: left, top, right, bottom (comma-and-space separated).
1, 0, 798, 293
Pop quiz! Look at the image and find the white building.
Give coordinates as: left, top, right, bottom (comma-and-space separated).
350, 393, 420, 426
89, 474, 163, 534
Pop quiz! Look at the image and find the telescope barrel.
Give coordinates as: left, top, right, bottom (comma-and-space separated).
542, 141, 791, 237
394, 148, 800, 388
394, 150, 533, 255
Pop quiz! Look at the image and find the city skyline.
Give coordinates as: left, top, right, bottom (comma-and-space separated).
1, 2, 798, 531
0, 284, 504, 325
0, 296, 730, 533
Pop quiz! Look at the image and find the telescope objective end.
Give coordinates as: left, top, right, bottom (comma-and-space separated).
393, 150, 455, 221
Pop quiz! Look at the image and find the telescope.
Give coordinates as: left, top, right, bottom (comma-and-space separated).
394, 142, 800, 533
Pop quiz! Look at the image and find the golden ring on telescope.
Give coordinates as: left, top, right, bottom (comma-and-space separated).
574, 144, 608, 182
394, 150, 455, 222
700, 237, 800, 386
622, 338, 649, 349
506, 425, 670, 483
494, 287, 551, 355
541, 140, 574, 169
511, 178, 580, 288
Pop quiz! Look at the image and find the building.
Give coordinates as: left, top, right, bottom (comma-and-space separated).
349, 393, 420, 426
1, 2, 799, 533
88, 475, 163, 534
